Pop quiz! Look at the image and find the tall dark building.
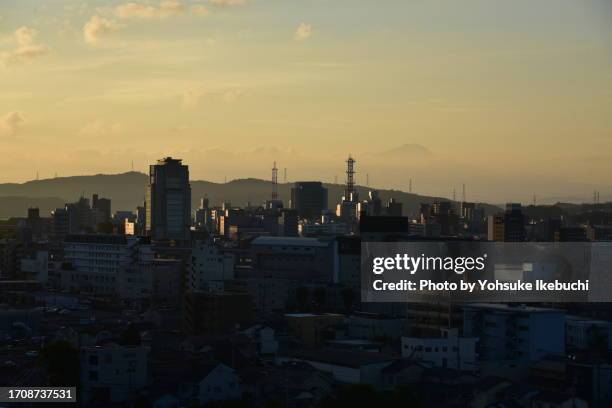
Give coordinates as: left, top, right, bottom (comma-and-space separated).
290, 181, 328, 219
279, 209, 299, 237
488, 203, 526, 242
92, 194, 111, 224
146, 157, 191, 241
503, 203, 526, 242
385, 198, 403, 216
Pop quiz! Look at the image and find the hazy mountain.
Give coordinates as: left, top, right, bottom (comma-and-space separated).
0, 172, 500, 219
0, 197, 66, 220
375, 143, 433, 158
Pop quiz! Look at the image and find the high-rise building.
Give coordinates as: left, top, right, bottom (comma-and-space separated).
278, 209, 299, 237
488, 203, 525, 242
146, 157, 191, 241
92, 193, 111, 225
52, 208, 69, 241
385, 198, 403, 217
290, 181, 328, 219
487, 214, 505, 241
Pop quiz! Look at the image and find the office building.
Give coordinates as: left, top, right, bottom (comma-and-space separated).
61, 234, 154, 299
487, 203, 526, 242
92, 194, 111, 225
146, 157, 191, 241
291, 182, 328, 219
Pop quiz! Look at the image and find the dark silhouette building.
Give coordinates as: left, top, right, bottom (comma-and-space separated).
290, 181, 328, 219
92, 193, 111, 224
146, 157, 191, 241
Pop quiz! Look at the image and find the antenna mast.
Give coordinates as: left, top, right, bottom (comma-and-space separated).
271, 161, 278, 200
345, 155, 356, 199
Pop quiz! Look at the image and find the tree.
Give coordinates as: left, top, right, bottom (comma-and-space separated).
40, 341, 79, 386
119, 324, 141, 346
341, 287, 355, 312
296, 287, 309, 311
318, 384, 383, 408
313, 287, 327, 311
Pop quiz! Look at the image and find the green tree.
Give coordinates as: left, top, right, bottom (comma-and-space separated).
341, 287, 355, 312
119, 324, 141, 346
313, 287, 327, 311
296, 287, 309, 311
40, 341, 79, 386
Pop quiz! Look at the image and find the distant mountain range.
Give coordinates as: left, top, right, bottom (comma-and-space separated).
375, 143, 433, 158
0, 172, 501, 219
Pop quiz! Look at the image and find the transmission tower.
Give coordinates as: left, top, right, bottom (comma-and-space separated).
271, 161, 279, 200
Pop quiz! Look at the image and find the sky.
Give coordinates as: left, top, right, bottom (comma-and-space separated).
1, 0, 611, 204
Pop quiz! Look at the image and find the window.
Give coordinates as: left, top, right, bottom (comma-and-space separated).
89, 371, 98, 381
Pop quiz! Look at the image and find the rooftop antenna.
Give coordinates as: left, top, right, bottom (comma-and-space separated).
271, 161, 279, 200
334, 175, 338, 185
462, 183, 466, 202
283, 168, 287, 183
131, 160, 134, 171
452, 187, 456, 202
533, 194, 537, 207
366, 173, 370, 187
36, 171, 39, 181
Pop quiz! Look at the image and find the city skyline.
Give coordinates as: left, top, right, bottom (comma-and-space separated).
1, 0, 612, 203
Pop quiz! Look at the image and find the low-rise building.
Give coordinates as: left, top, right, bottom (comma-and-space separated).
80, 344, 149, 405
463, 303, 565, 363
401, 328, 477, 372
61, 234, 154, 300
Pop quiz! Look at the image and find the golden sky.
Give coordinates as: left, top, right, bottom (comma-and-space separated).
1, 0, 611, 203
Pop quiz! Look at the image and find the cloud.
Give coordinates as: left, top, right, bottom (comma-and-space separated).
222, 89, 242, 103
0, 112, 25, 136
182, 88, 242, 107
83, 16, 121, 44
115, 1, 209, 19
209, 0, 249, 6
182, 88, 207, 109
78, 119, 122, 137
294, 23, 312, 41
0, 26, 49, 65
15, 26, 37, 46
191, 5, 210, 16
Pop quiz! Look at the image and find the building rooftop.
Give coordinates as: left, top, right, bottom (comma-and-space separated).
280, 348, 394, 368
251, 236, 329, 247
463, 303, 563, 313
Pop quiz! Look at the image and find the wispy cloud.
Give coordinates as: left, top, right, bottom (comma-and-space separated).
182, 88, 207, 109
0, 112, 25, 136
294, 23, 312, 41
83, 16, 121, 44
0, 27, 49, 65
78, 119, 122, 137
209, 0, 249, 6
222, 89, 242, 103
115, 1, 208, 19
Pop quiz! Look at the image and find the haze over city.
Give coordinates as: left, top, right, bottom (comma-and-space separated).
1, 0, 612, 203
